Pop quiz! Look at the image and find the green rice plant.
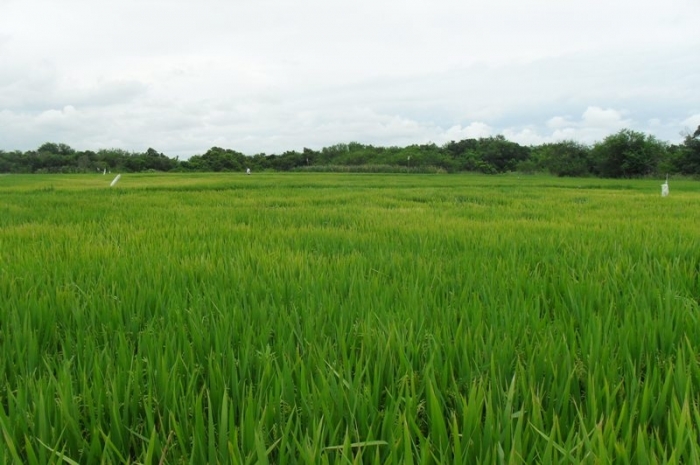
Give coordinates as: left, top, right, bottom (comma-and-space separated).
0, 173, 698, 463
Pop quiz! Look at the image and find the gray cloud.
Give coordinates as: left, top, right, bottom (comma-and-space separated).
1, 0, 699, 156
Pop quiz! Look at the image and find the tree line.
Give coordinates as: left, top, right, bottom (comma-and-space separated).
1, 129, 699, 177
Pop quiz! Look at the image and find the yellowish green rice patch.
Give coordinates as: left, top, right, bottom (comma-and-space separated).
0, 173, 699, 463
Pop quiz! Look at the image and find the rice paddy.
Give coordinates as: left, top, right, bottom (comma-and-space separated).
1, 173, 699, 464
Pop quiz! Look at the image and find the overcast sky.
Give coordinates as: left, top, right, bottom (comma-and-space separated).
1, 0, 699, 157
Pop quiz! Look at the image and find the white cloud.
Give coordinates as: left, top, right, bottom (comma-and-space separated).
681, 114, 700, 132
503, 128, 550, 146
502, 106, 633, 146
580, 107, 630, 130
546, 116, 572, 130
1, 0, 699, 155
36, 105, 76, 124
442, 123, 493, 141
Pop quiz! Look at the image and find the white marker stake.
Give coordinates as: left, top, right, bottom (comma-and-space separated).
110, 174, 121, 187
661, 175, 669, 197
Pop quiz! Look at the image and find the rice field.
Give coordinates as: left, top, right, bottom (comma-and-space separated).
1, 173, 699, 464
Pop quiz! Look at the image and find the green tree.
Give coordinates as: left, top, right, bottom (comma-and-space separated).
143, 147, 177, 171
96, 149, 130, 171
319, 144, 349, 165
592, 129, 666, 178
192, 147, 246, 172
444, 139, 489, 172
0, 150, 15, 173
38, 142, 75, 156
478, 136, 530, 173
672, 134, 700, 175
535, 140, 592, 177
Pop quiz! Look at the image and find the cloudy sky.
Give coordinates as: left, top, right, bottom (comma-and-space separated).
1, 0, 699, 157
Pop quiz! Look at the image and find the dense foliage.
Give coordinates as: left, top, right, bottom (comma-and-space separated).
1, 174, 699, 463
1, 129, 700, 177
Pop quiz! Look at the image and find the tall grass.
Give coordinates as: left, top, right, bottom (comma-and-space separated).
0, 173, 699, 463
